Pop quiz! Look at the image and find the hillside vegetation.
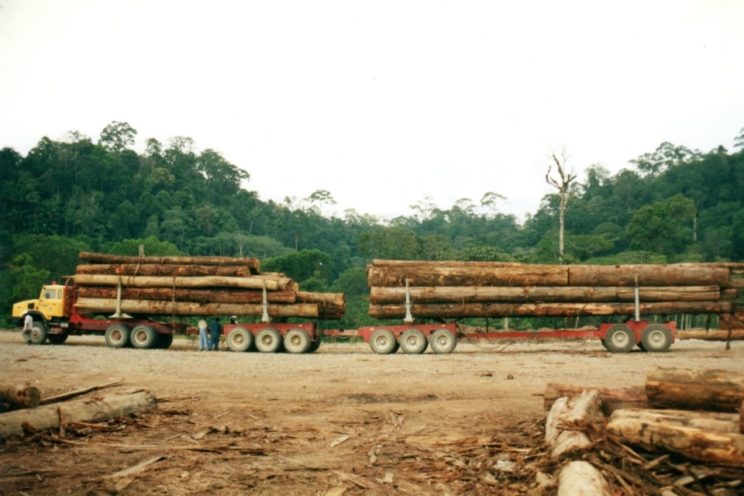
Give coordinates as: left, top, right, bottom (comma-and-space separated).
2, 121, 743, 327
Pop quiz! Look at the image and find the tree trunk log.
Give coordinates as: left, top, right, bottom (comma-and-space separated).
77, 286, 296, 304
367, 264, 569, 287
296, 292, 345, 319
557, 461, 611, 496
544, 384, 647, 415
677, 329, 744, 341
567, 264, 730, 286
368, 301, 733, 319
545, 390, 604, 459
76, 264, 254, 277
646, 367, 744, 412
73, 274, 291, 291
0, 390, 156, 439
370, 286, 722, 304
607, 408, 744, 466
75, 298, 319, 318
0, 385, 41, 409
79, 252, 260, 272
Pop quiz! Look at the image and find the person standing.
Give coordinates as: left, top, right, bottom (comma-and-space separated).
197, 319, 209, 351
209, 317, 222, 351
22, 313, 34, 342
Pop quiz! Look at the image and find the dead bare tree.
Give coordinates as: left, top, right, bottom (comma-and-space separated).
545, 152, 577, 264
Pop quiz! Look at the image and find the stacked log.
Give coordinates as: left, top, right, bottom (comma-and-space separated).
368, 259, 737, 319
73, 252, 344, 319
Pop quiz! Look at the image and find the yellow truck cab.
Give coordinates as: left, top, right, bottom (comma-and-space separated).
12, 284, 67, 322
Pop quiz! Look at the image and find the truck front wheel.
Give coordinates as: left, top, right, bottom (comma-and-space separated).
105, 324, 130, 348
28, 321, 48, 345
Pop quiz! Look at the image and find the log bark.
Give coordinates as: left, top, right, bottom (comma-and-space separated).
0, 385, 41, 409
607, 407, 744, 466
75, 298, 319, 318
545, 390, 604, 459
79, 252, 260, 272
370, 285, 722, 304
367, 264, 569, 287
368, 301, 733, 319
544, 384, 647, 415
0, 390, 156, 439
676, 329, 744, 341
73, 274, 291, 291
77, 286, 296, 304
76, 264, 254, 277
557, 461, 611, 496
567, 264, 730, 286
646, 367, 744, 412
296, 292, 346, 319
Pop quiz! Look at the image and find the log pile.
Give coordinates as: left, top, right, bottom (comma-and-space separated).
73, 252, 344, 319
368, 259, 738, 319
543, 367, 744, 494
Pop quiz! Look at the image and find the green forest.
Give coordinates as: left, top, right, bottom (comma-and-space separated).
2, 121, 744, 327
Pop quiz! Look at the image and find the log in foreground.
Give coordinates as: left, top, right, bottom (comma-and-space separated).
557, 461, 611, 496
545, 390, 604, 459
79, 252, 260, 272
0, 385, 41, 409
76, 264, 254, 277
74, 274, 291, 291
646, 367, 744, 412
0, 390, 156, 439
543, 384, 647, 415
370, 286, 722, 304
369, 301, 733, 319
75, 298, 320, 318
607, 408, 744, 466
77, 286, 297, 304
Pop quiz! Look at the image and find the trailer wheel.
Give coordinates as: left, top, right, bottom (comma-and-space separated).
603, 324, 635, 353
157, 333, 174, 349
429, 329, 457, 354
255, 328, 282, 353
105, 324, 130, 348
641, 324, 672, 352
307, 338, 321, 353
283, 329, 311, 353
369, 329, 397, 354
131, 325, 158, 349
29, 321, 48, 345
227, 327, 253, 352
399, 329, 428, 354
48, 333, 68, 345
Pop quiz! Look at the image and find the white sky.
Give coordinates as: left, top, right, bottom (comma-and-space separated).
1, 0, 743, 221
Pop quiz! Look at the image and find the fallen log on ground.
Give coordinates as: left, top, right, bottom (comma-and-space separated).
75, 298, 319, 318
0, 390, 156, 439
677, 329, 744, 341
76, 264, 254, 277
545, 390, 604, 459
369, 301, 733, 318
0, 385, 41, 409
607, 408, 744, 466
73, 274, 291, 291
646, 367, 744, 412
77, 286, 297, 304
370, 285, 722, 304
39, 380, 122, 405
79, 252, 260, 272
557, 460, 611, 496
544, 384, 646, 415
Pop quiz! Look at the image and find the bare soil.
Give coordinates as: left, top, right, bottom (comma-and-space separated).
1, 330, 743, 495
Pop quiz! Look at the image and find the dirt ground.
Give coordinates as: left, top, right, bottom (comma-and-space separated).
1, 330, 744, 495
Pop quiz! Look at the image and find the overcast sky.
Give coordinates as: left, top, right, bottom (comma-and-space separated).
1, 0, 743, 221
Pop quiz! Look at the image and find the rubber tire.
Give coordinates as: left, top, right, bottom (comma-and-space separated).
603, 324, 635, 353
284, 329, 311, 354
29, 321, 48, 345
48, 333, 68, 345
105, 324, 130, 348
255, 328, 282, 353
131, 325, 158, 349
399, 329, 428, 354
157, 333, 174, 349
307, 338, 321, 353
641, 324, 673, 352
429, 329, 457, 354
227, 327, 253, 352
369, 329, 397, 354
